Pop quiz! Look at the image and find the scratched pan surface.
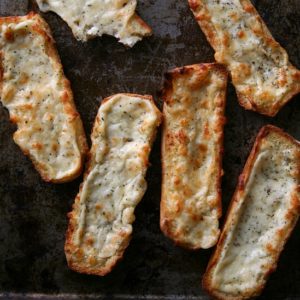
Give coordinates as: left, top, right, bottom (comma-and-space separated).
0, 0, 300, 299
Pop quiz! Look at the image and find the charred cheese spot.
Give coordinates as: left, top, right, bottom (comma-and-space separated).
32, 142, 43, 150
88, 256, 97, 266
75, 248, 84, 260
242, 3, 255, 13
85, 237, 95, 246
180, 118, 189, 127
189, 0, 200, 10
20, 103, 33, 110
237, 30, 245, 39
222, 33, 230, 48
196, 12, 211, 22
203, 122, 210, 138
4, 27, 14, 42
173, 176, 181, 186
9, 115, 19, 123
51, 143, 58, 152
229, 12, 239, 22
199, 99, 209, 109
19, 72, 29, 84
2, 86, 16, 103
265, 243, 276, 254
95, 203, 102, 211
198, 144, 208, 155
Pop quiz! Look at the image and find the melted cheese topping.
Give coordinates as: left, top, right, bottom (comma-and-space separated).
0, 14, 87, 182
65, 94, 161, 275
36, 0, 152, 47
189, 0, 300, 116
161, 64, 227, 249
207, 129, 300, 298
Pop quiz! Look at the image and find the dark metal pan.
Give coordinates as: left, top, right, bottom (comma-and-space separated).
0, 0, 299, 299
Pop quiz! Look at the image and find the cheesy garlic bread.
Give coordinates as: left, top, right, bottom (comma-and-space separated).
161, 63, 227, 249
65, 93, 161, 276
203, 125, 300, 300
0, 13, 87, 183
188, 0, 300, 116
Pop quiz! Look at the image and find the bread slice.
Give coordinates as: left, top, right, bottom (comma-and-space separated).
203, 125, 300, 300
65, 93, 161, 276
188, 0, 300, 116
0, 13, 87, 183
160, 63, 227, 250
36, 0, 152, 47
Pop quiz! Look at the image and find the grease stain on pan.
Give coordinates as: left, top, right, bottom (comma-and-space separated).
141, 1, 186, 39
0, 1, 28, 16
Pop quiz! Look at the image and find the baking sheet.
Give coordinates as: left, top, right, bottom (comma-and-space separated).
0, 0, 300, 299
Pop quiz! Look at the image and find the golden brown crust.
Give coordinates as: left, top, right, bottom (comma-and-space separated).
129, 13, 152, 36
203, 125, 300, 300
65, 93, 161, 276
160, 63, 227, 250
102, 93, 155, 104
188, 0, 300, 117
0, 12, 88, 183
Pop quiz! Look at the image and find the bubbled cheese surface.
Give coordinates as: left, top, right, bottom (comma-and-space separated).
65, 94, 161, 275
206, 129, 300, 298
161, 64, 227, 249
36, 0, 151, 47
0, 14, 87, 182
